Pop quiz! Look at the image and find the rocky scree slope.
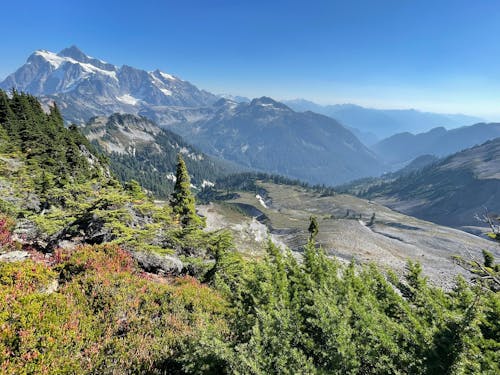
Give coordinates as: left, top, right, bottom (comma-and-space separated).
202, 181, 499, 288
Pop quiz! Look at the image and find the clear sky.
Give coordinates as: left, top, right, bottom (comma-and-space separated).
2, 0, 500, 119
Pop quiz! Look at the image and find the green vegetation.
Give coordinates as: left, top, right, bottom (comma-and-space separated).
0, 91, 498, 374
83, 113, 235, 198
0, 245, 230, 374
171, 154, 204, 229
209, 240, 500, 374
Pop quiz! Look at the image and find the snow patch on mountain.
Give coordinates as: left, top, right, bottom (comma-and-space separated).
33, 50, 67, 69
159, 71, 176, 81
0, 46, 218, 124
117, 94, 140, 105
256, 194, 268, 209
201, 180, 215, 188
35, 50, 118, 80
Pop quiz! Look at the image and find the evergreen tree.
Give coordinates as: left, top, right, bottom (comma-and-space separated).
170, 153, 203, 229
308, 215, 319, 240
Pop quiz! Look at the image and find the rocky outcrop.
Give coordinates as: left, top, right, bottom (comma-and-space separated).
48, 212, 116, 250
12, 219, 48, 249
132, 251, 184, 275
0, 250, 29, 262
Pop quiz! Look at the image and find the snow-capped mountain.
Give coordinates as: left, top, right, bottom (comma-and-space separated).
0, 46, 217, 124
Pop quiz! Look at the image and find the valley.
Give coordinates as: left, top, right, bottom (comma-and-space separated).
199, 182, 499, 288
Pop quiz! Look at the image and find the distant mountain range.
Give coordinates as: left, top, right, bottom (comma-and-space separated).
373, 123, 500, 167
343, 138, 500, 232
80, 113, 236, 197
167, 97, 384, 185
283, 99, 483, 141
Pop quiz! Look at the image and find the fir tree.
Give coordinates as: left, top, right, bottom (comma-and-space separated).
170, 153, 203, 229
308, 215, 319, 240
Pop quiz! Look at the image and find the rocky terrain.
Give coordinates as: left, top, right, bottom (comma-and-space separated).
201, 182, 499, 288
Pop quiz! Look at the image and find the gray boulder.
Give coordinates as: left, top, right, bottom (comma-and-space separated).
132, 251, 184, 275
0, 250, 29, 262
12, 219, 47, 249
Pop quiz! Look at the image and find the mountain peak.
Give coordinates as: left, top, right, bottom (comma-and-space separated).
58, 45, 88, 61
57, 46, 116, 71
250, 96, 291, 111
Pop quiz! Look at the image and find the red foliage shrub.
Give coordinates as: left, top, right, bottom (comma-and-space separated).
0, 215, 14, 249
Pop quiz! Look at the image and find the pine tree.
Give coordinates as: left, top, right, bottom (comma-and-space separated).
170, 153, 203, 229
308, 215, 319, 240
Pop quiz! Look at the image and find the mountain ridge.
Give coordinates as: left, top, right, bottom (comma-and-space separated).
284, 98, 483, 140
373, 122, 500, 167
80, 113, 237, 197
167, 96, 384, 185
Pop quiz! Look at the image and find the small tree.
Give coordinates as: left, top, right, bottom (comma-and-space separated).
308, 216, 319, 240
170, 154, 203, 229
368, 212, 376, 226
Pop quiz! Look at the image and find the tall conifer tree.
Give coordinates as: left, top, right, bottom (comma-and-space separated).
170, 153, 203, 228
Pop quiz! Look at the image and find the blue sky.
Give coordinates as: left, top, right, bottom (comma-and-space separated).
2, 0, 500, 119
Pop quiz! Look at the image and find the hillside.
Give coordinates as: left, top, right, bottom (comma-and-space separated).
80, 113, 237, 197
348, 138, 500, 231
200, 181, 498, 288
168, 97, 384, 185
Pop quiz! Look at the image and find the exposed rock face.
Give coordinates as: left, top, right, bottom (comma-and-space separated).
48, 213, 116, 249
132, 251, 184, 275
0, 250, 29, 262
12, 219, 48, 249
79, 113, 232, 196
